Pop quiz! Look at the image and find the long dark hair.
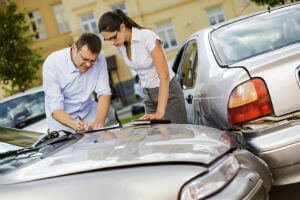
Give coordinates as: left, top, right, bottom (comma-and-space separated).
98, 9, 144, 32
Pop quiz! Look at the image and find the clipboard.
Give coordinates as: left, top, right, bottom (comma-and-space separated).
132, 119, 171, 125
80, 123, 122, 133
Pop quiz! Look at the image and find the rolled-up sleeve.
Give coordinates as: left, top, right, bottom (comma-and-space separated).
144, 30, 162, 53
43, 59, 64, 114
95, 53, 111, 97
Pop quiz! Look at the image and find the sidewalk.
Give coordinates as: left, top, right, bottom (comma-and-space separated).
115, 101, 144, 120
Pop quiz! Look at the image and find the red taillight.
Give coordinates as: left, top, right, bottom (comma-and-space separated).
228, 78, 274, 125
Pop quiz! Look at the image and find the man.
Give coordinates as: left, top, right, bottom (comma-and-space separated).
43, 33, 111, 133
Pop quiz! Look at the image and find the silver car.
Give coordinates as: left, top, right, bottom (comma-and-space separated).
173, 3, 300, 185
0, 123, 271, 200
0, 87, 46, 132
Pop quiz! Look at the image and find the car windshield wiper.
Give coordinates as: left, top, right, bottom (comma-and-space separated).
80, 123, 122, 133
0, 123, 123, 159
32, 129, 76, 148
0, 130, 77, 159
0, 146, 41, 159
33, 123, 122, 147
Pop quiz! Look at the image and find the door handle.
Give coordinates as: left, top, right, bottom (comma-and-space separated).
185, 94, 193, 104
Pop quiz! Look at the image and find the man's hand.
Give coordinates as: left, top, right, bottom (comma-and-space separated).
92, 94, 110, 130
53, 109, 89, 133
90, 120, 104, 130
71, 118, 89, 133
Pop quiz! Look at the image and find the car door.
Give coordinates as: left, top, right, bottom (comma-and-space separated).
173, 39, 198, 123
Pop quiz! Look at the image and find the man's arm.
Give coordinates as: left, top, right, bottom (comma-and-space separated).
52, 109, 87, 132
90, 94, 111, 129
92, 53, 112, 129
43, 58, 77, 132
43, 57, 87, 133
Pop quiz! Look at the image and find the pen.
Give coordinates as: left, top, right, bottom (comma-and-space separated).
77, 117, 90, 131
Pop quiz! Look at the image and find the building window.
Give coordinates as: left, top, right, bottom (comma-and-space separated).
206, 6, 225, 25
80, 12, 98, 34
111, 2, 129, 16
156, 20, 178, 50
52, 3, 70, 34
28, 10, 47, 40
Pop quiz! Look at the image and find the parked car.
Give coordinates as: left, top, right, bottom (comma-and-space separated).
0, 123, 271, 200
172, 3, 300, 185
0, 87, 117, 133
0, 87, 46, 132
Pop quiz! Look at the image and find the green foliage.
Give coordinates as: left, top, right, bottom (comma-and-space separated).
250, 0, 287, 7
120, 113, 144, 125
0, 0, 43, 95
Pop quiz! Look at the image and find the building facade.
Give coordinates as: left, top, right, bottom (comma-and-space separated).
10, 0, 266, 104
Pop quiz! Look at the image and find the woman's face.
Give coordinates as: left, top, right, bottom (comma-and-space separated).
101, 31, 124, 47
101, 24, 126, 47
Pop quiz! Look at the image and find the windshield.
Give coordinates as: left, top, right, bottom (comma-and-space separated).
0, 126, 81, 175
0, 91, 45, 128
0, 127, 43, 149
211, 5, 300, 65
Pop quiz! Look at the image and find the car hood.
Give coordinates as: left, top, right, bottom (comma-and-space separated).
0, 142, 22, 153
0, 124, 234, 184
235, 43, 300, 116
23, 118, 48, 133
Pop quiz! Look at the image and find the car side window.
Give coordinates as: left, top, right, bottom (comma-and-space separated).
176, 40, 198, 89
172, 46, 185, 75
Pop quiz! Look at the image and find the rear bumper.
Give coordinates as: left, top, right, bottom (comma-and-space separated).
245, 119, 300, 185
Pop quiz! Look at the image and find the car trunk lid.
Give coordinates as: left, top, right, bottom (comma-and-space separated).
234, 44, 300, 117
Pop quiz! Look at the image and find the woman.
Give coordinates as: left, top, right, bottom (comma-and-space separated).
98, 9, 187, 123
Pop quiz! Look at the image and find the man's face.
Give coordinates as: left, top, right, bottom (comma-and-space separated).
73, 45, 99, 73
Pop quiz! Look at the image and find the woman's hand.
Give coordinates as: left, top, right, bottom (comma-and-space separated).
140, 112, 164, 120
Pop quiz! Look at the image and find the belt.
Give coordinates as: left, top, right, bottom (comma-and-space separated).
143, 87, 158, 93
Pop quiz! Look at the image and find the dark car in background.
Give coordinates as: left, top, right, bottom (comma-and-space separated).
172, 3, 300, 185
0, 123, 271, 200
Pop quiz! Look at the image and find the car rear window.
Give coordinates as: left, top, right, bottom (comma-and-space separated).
210, 5, 300, 65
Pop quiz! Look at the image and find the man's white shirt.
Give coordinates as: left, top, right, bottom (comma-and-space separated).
43, 48, 111, 131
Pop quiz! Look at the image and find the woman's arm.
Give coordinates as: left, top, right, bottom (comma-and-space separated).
141, 40, 170, 120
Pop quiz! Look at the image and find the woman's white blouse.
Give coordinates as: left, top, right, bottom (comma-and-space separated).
118, 27, 175, 88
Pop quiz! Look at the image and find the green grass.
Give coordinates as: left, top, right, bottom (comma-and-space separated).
120, 113, 144, 125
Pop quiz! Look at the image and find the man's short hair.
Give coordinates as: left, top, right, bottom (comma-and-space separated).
75, 33, 102, 54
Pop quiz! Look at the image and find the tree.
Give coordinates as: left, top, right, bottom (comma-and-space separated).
250, 0, 295, 7
0, 0, 43, 95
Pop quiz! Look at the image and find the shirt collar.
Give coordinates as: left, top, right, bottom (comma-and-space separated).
131, 27, 142, 42
67, 47, 80, 73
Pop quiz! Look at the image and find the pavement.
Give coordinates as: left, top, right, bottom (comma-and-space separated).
115, 101, 144, 119
270, 182, 300, 200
